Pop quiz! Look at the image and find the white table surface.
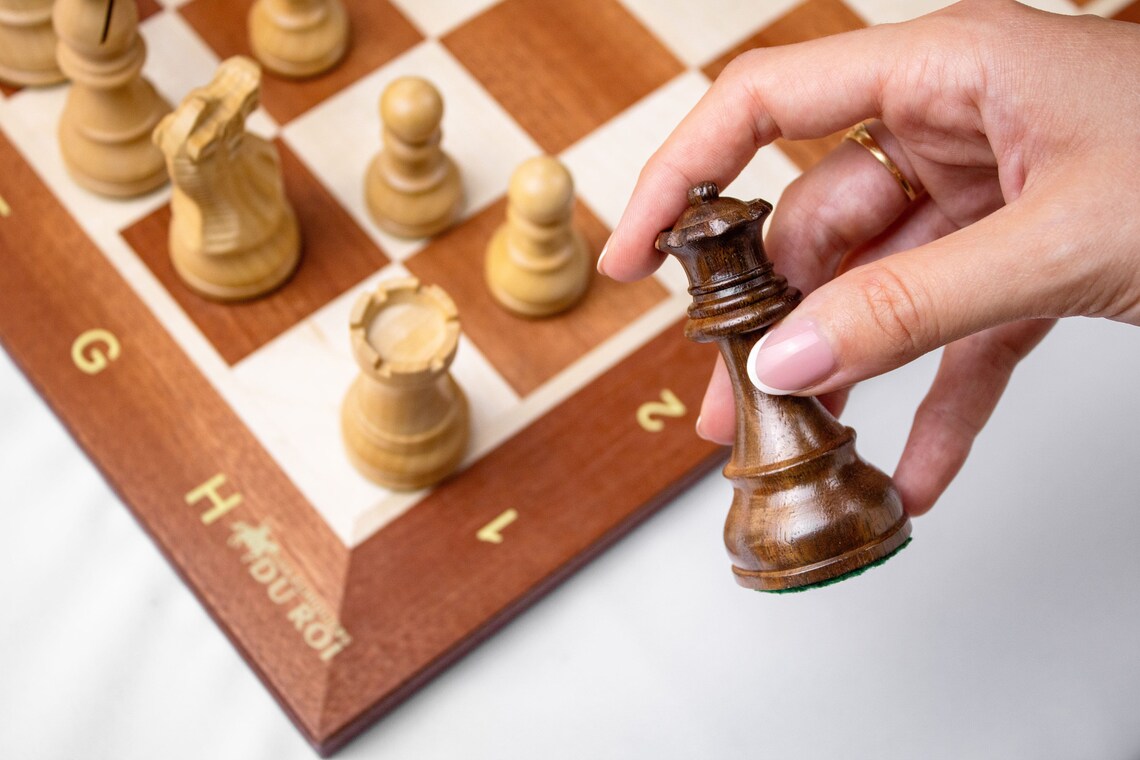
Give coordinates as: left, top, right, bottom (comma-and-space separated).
3, 314, 1140, 759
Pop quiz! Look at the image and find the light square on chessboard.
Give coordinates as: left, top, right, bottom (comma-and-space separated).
561, 72, 715, 234
282, 39, 541, 265
404, 197, 669, 397
179, 0, 422, 125
442, 0, 686, 155
560, 70, 802, 295
121, 139, 390, 366
703, 0, 867, 172
1, 9, 226, 247
388, 0, 501, 37
229, 260, 519, 546
619, 0, 803, 68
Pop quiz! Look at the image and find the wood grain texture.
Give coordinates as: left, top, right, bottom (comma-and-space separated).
155, 56, 301, 301
123, 139, 390, 365
656, 182, 909, 591
443, 0, 685, 154
1116, 0, 1140, 22
406, 195, 668, 396
0, 0, 948, 752
0, 130, 347, 739
322, 314, 723, 748
180, 0, 422, 124
703, 0, 867, 171
0, 127, 721, 752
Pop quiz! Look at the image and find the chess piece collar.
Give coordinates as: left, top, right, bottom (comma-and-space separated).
656, 181, 795, 340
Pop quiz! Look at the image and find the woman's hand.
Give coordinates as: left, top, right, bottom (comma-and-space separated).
598, 0, 1140, 515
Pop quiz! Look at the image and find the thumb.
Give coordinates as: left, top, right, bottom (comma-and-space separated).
747, 201, 1082, 396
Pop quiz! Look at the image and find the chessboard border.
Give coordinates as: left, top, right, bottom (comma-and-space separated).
0, 129, 725, 754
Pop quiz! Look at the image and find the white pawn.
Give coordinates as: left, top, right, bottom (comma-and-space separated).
54, 0, 171, 197
0, 0, 65, 87
248, 0, 348, 79
364, 76, 463, 239
485, 156, 591, 317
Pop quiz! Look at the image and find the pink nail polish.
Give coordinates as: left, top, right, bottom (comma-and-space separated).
746, 320, 835, 395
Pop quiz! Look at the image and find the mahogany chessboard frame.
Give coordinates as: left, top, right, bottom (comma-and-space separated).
2, 0, 1136, 754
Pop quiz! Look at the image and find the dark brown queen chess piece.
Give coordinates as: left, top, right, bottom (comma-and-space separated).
657, 182, 911, 592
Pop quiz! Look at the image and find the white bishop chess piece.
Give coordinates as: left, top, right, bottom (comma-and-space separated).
54, 0, 171, 197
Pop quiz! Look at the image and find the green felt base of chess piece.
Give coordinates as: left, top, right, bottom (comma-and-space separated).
757, 538, 912, 594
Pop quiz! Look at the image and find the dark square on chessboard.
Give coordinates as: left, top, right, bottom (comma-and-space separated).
121, 138, 390, 366
404, 195, 668, 397
179, 0, 423, 124
442, 0, 686, 155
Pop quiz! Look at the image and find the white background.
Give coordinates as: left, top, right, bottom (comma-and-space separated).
3, 316, 1140, 759
3, 0, 1140, 757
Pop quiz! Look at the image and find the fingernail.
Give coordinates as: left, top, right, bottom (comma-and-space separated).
596, 240, 610, 275
694, 414, 706, 439
747, 319, 835, 395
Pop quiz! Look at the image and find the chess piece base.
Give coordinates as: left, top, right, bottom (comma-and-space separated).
484, 225, 591, 317
730, 513, 911, 591
58, 88, 170, 198
248, 0, 349, 79
341, 378, 470, 491
0, 2, 64, 87
0, 60, 65, 87
723, 422, 912, 591
364, 155, 463, 239
171, 210, 301, 301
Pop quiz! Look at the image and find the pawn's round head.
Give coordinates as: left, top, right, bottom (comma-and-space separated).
380, 77, 444, 144
509, 156, 574, 225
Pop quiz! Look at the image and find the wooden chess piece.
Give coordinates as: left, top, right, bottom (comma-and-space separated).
485, 156, 591, 317
364, 76, 463, 239
0, 0, 65, 87
152, 56, 300, 301
341, 277, 470, 490
656, 182, 911, 592
54, 0, 171, 197
248, 0, 348, 79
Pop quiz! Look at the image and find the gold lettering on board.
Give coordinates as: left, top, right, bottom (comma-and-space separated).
71, 329, 121, 375
228, 520, 352, 662
477, 509, 519, 544
636, 389, 687, 432
185, 473, 243, 525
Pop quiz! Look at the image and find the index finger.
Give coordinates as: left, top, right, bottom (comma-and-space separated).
598, 22, 904, 282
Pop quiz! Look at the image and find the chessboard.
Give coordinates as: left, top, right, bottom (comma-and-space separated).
1, 0, 1136, 755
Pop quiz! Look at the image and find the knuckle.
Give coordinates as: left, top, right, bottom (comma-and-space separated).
717, 48, 765, 84
852, 266, 936, 361
914, 396, 978, 451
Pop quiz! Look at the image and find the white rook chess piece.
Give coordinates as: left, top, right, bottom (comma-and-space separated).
153, 56, 301, 301
341, 277, 469, 491
0, 0, 65, 87
485, 155, 591, 317
364, 76, 463, 239
248, 0, 348, 79
54, 0, 171, 197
